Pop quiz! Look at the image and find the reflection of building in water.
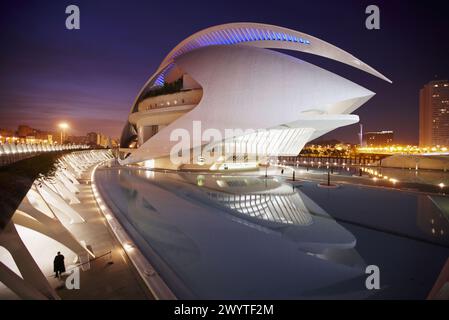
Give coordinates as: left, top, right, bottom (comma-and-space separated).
116, 170, 201, 263
100, 168, 370, 298
178, 173, 366, 268
417, 195, 449, 239
207, 191, 312, 226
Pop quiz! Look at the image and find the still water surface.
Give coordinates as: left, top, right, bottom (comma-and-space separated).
95, 166, 449, 299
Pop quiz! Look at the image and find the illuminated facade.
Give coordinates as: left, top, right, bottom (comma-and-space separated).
363, 131, 394, 147
419, 80, 449, 147
119, 23, 390, 170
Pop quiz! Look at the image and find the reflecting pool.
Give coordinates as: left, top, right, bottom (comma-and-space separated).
95, 165, 449, 299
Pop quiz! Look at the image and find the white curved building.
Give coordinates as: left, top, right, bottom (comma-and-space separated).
119, 23, 390, 170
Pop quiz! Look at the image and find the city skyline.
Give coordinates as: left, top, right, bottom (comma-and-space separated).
0, 1, 448, 143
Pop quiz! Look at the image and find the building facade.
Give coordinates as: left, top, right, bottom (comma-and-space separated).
119, 23, 391, 170
363, 131, 394, 147
419, 80, 449, 147
87, 132, 98, 146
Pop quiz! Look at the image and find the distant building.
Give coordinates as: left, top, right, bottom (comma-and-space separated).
419, 80, 449, 147
15, 125, 54, 144
86, 132, 110, 147
35, 131, 54, 144
17, 125, 36, 138
97, 133, 109, 148
67, 135, 87, 144
363, 131, 394, 147
0, 128, 14, 138
87, 132, 98, 146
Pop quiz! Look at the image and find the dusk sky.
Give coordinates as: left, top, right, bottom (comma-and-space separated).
0, 0, 448, 143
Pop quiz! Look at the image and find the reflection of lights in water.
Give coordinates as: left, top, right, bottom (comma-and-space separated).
389, 178, 398, 184
144, 159, 155, 168
207, 191, 313, 226
372, 177, 378, 181
197, 175, 205, 187
145, 170, 154, 179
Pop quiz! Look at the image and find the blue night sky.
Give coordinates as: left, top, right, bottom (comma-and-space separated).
0, 0, 448, 142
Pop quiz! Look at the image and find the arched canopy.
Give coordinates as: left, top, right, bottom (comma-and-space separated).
159, 22, 391, 83
131, 23, 391, 113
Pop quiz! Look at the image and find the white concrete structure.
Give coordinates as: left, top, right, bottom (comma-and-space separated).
119, 23, 390, 170
0, 150, 113, 299
0, 143, 88, 155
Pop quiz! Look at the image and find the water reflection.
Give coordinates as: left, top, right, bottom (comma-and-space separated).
178, 173, 365, 267
95, 166, 449, 299
417, 195, 449, 239
97, 168, 370, 298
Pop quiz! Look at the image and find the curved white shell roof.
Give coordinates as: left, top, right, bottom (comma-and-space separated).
124, 45, 374, 163
130, 22, 390, 113
158, 22, 391, 83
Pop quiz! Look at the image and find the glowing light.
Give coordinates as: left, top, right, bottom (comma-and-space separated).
144, 159, 155, 168
439, 183, 445, 189
58, 122, 69, 130
123, 243, 134, 252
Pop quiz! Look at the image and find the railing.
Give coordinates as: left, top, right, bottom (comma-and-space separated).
0, 143, 90, 167
137, 88, 202, 112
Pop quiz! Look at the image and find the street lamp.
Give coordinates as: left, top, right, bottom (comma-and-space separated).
58, 122, 69, 144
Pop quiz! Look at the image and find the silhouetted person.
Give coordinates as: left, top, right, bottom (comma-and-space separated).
281, 169, 284, 174
54, 252, 65, 278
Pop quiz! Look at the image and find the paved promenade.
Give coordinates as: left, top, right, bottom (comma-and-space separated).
0, 164, 152, 300
51, 165, 151, 299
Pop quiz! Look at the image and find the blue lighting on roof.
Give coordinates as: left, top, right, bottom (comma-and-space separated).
171, 27, 311, 60
149, 27, 311, 89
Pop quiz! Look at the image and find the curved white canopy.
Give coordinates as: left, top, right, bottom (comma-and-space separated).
158, 22, 391, 83
130, 23, 391, 114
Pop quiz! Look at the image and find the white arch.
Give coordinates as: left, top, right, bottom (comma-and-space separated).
159, 23, 390, 82
130, 22, 391, 113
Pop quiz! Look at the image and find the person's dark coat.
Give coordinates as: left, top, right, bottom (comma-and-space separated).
53, 254, 65, 273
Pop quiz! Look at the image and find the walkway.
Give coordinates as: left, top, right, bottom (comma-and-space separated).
0, 163, 152, 300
